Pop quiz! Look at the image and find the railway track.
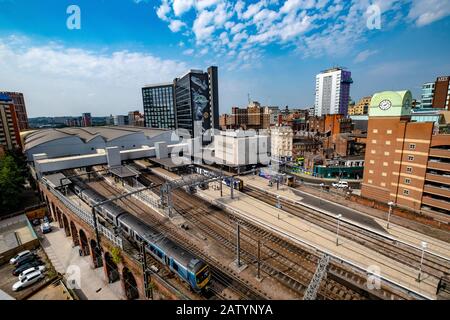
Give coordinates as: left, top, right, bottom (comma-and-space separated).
82, 174, 268, 300
242, 186, 450, 281
139, 171, 411, 300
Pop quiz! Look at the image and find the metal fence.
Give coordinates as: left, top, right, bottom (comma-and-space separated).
44, 181, 123, 249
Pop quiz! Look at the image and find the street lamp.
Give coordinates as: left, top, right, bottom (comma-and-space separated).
276, 195, 282, 220
387, 201, 395, 229
336, 214, 342, 246
320, 183, 325, 204
417, 241, 427, 282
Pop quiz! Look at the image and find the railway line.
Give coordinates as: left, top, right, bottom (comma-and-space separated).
242, 185, 450, 281
138, 170, 413, 300
78, 173, 268, 300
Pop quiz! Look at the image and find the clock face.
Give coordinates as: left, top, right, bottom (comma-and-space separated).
379, 99, 392, 111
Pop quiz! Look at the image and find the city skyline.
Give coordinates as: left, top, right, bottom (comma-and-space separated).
0, 0, 450, 117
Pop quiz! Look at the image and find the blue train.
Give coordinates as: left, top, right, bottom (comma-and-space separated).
72, 179, 210, 292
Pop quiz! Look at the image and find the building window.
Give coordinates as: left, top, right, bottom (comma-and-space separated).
371, 150, 376, 154
408, 155, 414, 161
369, 170, 374, 174
380, 182, 386, 187
406, 167, 413, 173
403, 189, 410, 195
385, 141, 391, 145
383, 162, 388, 166
387, 130, 392, 134
384, 151, 390, 156
409, 143, 416, 150
372, 129, 378, 133
405, 178, 411, 184
382, 172, 387, 177
368, 179, 373, 184
370, 160, 375, 164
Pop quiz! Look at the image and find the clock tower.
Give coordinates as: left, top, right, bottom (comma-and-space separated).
362, 90, 417, 204
368, 90, 412, 117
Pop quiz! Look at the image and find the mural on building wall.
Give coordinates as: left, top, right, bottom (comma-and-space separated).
190, 74, 211, 131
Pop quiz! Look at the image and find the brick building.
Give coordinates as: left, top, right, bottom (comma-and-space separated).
432, 76, 450, 110
348, 96, 371, 115
0, 93, 22, 151
0, 92, 29, 131
361, 90, 450, 216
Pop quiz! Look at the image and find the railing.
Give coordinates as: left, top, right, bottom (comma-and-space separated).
43, 180, 123, 249
123, 181, 162, 210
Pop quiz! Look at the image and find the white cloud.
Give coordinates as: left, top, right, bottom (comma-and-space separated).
168, 19, 186, 32
192, 9, 216, 41
354, 49, 378, 63
156, 0, 171, 21
173, 0, 194, 16
0, 37, 187, 117
152, 0, 450, 70
408, 0, 450, 26
195, 0, 220, 10
182, 48, 194, 55
242, 1, 266, 20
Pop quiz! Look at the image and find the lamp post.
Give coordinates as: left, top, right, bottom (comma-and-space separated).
336, 214, 342, 246
276, 195, 282, 219
387, 201, 395, 229
320, 183, 324, 204
417, 241, 427, 282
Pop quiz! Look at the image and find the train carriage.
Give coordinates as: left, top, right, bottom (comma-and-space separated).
70, 178, 211, 292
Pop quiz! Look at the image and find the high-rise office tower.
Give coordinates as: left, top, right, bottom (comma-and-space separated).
142, 66, 219, 136
174, 66, 219, 137
0, 93, 22, 151
314, 67, 352, 116
0, 91, 29, 131
142, 83, 176, 129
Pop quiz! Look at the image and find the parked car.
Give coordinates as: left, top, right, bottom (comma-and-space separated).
19, 265, 46, 281
13, 260, 44, 276
332, 181, 349, 189
43, 216, 50, 223
41, 222, 52, 234
9, 250, 32, 265
12, 270, 45, 291
14, 254, 39, 267
32, 219, 41, 226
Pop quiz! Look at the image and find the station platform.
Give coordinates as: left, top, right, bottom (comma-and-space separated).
197, 184, 441, 300
239, 175, 450, 260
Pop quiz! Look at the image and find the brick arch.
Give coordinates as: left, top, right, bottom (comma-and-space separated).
62, 213, 70, 237
70, 221, 79, 247
90, 239, 103, 268
79, 229, 90, 256
103, 251, 120, 284
50, 202, 57, 222
121, 266, 139, 300
56, 208, 63, 228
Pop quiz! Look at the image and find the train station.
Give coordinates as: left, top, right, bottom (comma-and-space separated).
17, 125, 450, 301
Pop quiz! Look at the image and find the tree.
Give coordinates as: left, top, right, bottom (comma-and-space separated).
0, 154, 26, 212
110, 246, 122, 265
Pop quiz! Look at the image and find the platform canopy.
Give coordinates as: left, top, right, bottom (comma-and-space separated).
148, 157, 192, 169
43, 173, 72, 189
109, 165, 140, 179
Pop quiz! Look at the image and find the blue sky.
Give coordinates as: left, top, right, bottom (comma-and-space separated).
0, 0, 450, 117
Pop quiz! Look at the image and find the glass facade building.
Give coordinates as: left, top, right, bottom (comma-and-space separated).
420, 82, 435, 109
142, 66, 219, 137
142, 83, 176, 129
